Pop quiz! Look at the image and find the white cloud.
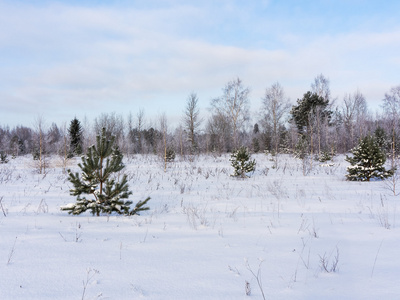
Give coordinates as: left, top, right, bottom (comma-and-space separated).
0, 1, 399, 127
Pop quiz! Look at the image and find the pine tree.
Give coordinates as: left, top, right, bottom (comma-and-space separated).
230, 147, 256, 178
61, 128, 150, 216
290, 91, 332, 135
346, 135, 394, 181
68, 117, 83, 157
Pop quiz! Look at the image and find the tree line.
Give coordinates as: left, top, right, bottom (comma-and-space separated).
0, 74, 400, 163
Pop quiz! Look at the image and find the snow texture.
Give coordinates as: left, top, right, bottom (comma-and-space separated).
0, 154, 399, 299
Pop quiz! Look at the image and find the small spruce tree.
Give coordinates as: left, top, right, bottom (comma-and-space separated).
252, 137, 260, 153
230, 147, 256, 178
61, 128, 150, 216
68, 117, 83, 157
346, 135, 394, 181
165, 147, 176, 162
0, 152, 9, 164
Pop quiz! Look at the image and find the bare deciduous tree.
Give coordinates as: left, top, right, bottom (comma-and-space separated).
382, 85, 400, 169
210, 77, 250, 149
183, 92, 203, 154
159, 113, 168, 172
33, 115, 47, 174
342, 90, 368, 150
311, 74, 331, 101
136, 109, 145, 154
94, 112, 125, 150
260, 82, 291, 157
206, 113, 232, 153
311, 74, 333, 156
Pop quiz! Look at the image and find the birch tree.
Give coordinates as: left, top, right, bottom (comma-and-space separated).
260, 82, 291, 155
210, 77, 250, 150
159, 113, 169, 172
382, 85, 400, 169
311, 74, 333, 156
33, 115, 47, 174
342, 90, 368, 150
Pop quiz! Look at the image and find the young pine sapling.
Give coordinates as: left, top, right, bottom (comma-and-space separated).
61, 128, 150, 216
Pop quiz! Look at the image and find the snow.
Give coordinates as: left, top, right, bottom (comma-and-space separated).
0, 154, 399, 299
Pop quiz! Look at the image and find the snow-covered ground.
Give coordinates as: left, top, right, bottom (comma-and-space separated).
0, 154, 399, 299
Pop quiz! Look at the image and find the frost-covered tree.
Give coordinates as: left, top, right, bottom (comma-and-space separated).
61, 128, 150, 216
230, 147, 256, 178
345, 135, 394, 181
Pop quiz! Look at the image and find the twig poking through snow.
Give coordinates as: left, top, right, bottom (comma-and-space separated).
245, 258, 266, 300
7, 236, 17, 265
371, 240, 384, 278
0, 196, 6, 217
81, 268, 100, 300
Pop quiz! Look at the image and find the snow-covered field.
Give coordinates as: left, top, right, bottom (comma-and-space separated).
0, 154, 399, 299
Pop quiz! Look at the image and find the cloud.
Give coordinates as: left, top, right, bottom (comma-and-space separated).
0, 1, 399, 127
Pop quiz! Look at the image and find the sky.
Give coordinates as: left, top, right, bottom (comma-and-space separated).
0, 0, 399, 129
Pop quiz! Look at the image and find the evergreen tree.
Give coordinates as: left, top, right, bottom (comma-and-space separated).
68, 117, 83, 157
230, 147, 256, 178
0, 152, 9, 164
165, 147, 176, 162
290, 91, 332, 135
252, 137, 260, 153
374, 126, 388, 152
346, 135, 394, 181
61, 128, 150, 216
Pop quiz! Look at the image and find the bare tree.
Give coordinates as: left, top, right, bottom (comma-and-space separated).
81, 115, 92, 155
159, 113, 168, 172
311, 74, 333, 156
311, 74, 331, 101
183, 92, 203, 154
136, 109, 145, 154
127, 109, 146, 155
342, 90, 368, 150
10, 125, 33, 156
0, 126, 10, 156
93, 112, 125, 150
127, 112, 135, 155
382, 85, 400, 168
210, 77, 250, 149
206, 113, 232, 153
260, 82, 291, 157
33, 115, 47, 174
59, 122, 70, 173
175, 125, 184, 156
